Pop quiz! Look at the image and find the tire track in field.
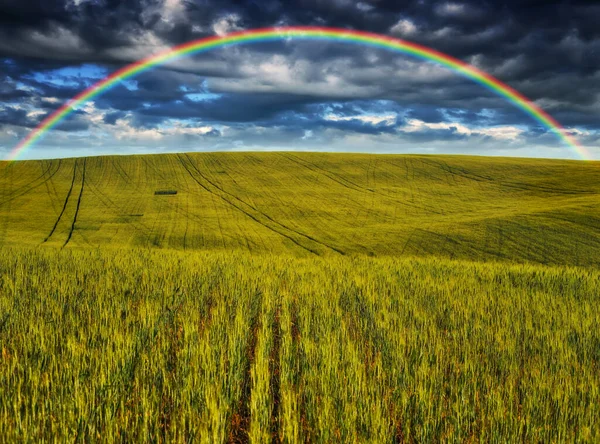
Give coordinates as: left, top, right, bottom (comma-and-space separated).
80, 158, 155, 244
181, 153, 344, 255
0, 159, 62, 208
177, 155, 226, 249
228, 154, 294, 252
203, 155, 254, 252
254, 154, 358, 239
194, 155, 247, 251
281, 153, 442, 216
178, 155, 321, 255
269, 307, 282, 443
111, 157, 132, 185
0, 162, 50, 204
63, 158, 87, 248
280, 152, 369, 194
43, 160, 78, 244
228, 291, 263, 444
83, 179, 153, 239
421, 157, 592, 195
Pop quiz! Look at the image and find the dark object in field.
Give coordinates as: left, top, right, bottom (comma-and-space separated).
154, 190, 177, 195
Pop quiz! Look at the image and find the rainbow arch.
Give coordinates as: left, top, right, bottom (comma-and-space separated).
8, 26, 588, 161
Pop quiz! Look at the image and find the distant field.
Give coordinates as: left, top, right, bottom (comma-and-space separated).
1, 152, 599, 442
1, 152, 599, 265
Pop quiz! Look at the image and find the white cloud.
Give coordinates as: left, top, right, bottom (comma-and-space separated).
436, 2, 467, 17
301, 130, 314, 140
110, 116, 217, 142
162, 0, 186, 22
390, 19, 417, 36
432, 26, 455, 39
325, 114, 397, 126
104, 31, 170, 62
213, 14, 243, 36
208, 54, 382, 98
26, 110, 46, 119
403, 118, 525, 140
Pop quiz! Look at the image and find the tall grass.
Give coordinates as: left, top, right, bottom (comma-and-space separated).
1, 248, 598, 442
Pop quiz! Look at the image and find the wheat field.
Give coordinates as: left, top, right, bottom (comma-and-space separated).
0, 152, 599, 442
1, 152, 600, 264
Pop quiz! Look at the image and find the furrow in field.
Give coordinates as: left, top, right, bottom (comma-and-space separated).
184, 153, 345, 255
282, 153, 443, 216
178, 154, 322, 256
43, 160, 78, 244
228, 293, 263, 444
0, 159, 62, 208
270, 307, 282, 444
202, 155, 257, 252
338, 283, 400, 441
63, 159, 87, 248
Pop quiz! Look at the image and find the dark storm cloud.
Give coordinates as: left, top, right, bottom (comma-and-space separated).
0, 0, 598, 154
103, 110, 126, 125
0, 106, 30, 128
2, 1, 599, 70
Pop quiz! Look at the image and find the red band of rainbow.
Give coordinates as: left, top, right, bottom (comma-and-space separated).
7, 26, 589, 161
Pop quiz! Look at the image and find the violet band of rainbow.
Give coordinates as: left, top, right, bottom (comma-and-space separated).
8, 26, 588, 161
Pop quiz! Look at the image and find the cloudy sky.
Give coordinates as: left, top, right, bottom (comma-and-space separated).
1, 0, 599, 160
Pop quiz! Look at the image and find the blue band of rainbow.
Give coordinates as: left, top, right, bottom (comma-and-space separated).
8, 26, 588, 161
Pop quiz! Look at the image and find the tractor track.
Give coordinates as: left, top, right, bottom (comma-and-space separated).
183, 154, 345, 255
280, 153, 443, 215
180, 155, 345, 255
228, 292, 263, 444
0, 159, 62, 208
63, 159, 87, 248
43, 160, 78, 244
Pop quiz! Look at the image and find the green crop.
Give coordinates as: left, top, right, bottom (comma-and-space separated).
0, 152, 599, 266
0, 249, 598, 442
1, 152, 598, 441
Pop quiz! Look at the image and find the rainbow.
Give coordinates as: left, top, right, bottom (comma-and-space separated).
8, 26, 589, 161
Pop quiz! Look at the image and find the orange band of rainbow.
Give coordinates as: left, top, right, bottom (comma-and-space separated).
8, 26, 588, 161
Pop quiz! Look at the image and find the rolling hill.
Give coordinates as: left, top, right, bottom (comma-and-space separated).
2, 151, 600, 441
1, 151, 599, 265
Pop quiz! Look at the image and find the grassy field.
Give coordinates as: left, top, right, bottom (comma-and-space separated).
0, 152, 599, 442
1, 152, 599, 265
1, 249, 599, 442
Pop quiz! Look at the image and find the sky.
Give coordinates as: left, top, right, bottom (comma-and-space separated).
0, 0, 599, 160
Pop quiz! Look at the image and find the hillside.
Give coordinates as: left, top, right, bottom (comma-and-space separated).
1, 152, 599, 265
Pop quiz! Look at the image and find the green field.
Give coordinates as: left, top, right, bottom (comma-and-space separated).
0, 152, 599, 442
1, 152, 600, 264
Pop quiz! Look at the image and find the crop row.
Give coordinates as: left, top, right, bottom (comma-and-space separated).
0, 248, 598, 442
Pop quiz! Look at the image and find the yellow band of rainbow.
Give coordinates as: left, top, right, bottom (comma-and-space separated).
7, 26, 588, 161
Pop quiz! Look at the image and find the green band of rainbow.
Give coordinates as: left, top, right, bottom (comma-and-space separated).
8, 26, 588, 161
